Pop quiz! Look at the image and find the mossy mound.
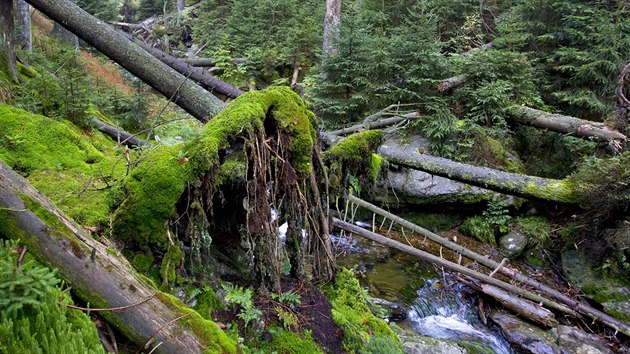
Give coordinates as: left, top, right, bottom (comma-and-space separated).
324, 130, 385, 194
325, 268, 403, 353
112, 86, 318, 249
0, 104, 126, 227
263, 327, 323, 354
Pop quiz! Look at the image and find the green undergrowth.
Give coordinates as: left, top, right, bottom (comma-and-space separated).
324, 130, 385, 195
0, 104, 128, 227
0, 240, 105, 354
112, 86, 317, 248
261, 327, 323, 354
325, 268, 403, 353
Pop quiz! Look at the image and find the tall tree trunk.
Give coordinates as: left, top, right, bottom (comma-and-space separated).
23, 0, 226, 122
176, 0, 185, 12
0, 161, 237, 354
0, 0, 18, 82
16, 0, 31, 52
323, 0, 341, 57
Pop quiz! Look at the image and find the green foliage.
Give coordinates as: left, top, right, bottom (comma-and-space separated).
160, 244, 183, 289
513, 216, 551, 248
325, 268, 402, 353
77, 0, 119, 21
459, 216, 497, 245
221, 283, 263, 328
495, 0, 630, 118
482, 199, 512, 234
271, 291, 301, 307
0, 240, 105, 354
193, 0, 323, 87
137, 0, 173, 19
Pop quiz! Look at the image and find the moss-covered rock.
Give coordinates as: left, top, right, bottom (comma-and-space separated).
325, 268, 402, 353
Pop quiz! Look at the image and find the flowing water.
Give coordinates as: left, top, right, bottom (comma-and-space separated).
332, 221, 513, 353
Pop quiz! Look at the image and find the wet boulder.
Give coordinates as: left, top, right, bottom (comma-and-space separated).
556, 325, 613, 354
491, 311, 560, 354
499, 229, 528, 259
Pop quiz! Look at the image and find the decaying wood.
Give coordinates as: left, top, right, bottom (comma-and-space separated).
24, 0, 226, 121
437, 74, 469, 92
511, 106, 627, 142
479, 283, 558, 327
328, 112, 421, 136
91, 118, 151, 147
378, 144, 581, 203
117, 31, 243, 99
332, 218, 575, 316
346, 194, 630, 337
0, 161, 229, 353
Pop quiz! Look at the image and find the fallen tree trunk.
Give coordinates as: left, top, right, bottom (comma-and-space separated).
328, 112, 420, 136
346, 194, 630, 337
437, 74, 469, 92
118, 31, 243, 99
479, 283, 558, 328
378, 144, 581, 204
24, 0, 225, 121
184, 57, 216, 67
332, 218, 576, 316
0, 161, 236, 353
510, 106, 627, 142
91, 118, 151, 147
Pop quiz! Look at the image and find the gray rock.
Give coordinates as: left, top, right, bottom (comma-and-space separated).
557, 325, 613, 354
491, 311, 560, 354
401, 336, 467, 354
499, 229, 528, 259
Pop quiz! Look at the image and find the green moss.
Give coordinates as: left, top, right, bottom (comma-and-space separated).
131, 252, 155, 272
479, 135, 525, 174
459, 216, 497, 245
522, 180, 582, 204
113, 87, 316, 248
513, 216, 551, 247
325, 268, 402, 353
193, 287, 224, 320
326, 130, 384, 161
155, 292, 239, 353
0, 104, 126, 227
160, 244, 184, 289
263, 327, 323, 354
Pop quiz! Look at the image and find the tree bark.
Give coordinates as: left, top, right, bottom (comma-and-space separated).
437, 74, 469, 92
0, 161, 235, 353
0, 0, 18, 82
52, 0, 79, 49
323, 0, 341, 57
23, 0, 226, 122
510, 106, 627, 142
478, 283, 558, 328
328, 112, 420, 136
118, 30, 243, 99
378, 144, 581, 204
91, 118, 151, 147
176, 0, 185, 12
16, 0, 31, 52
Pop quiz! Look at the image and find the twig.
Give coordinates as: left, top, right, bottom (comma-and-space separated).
63, 293, 157, 312
136, 313, 191, 354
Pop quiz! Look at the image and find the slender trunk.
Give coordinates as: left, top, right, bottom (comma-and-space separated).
52, 0, 79, 49
0, 0, 18, 81
323, 0, 341, 57
378, 144, 582, 204
91, 118, 151, 147
16, 0, 31, 52
0, 161, 236, 353
176, 0, 185, 12
510, 106, 627, 142
23, 0, 226, 122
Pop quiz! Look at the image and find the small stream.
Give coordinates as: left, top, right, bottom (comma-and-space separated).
331, 222, 513, 353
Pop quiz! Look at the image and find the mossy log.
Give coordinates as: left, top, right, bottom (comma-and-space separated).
117, 30, 244, 99
0, 161, 237, 353
23, 0, 225, 121
378, 144, 581, 203
510, 106, 627, 142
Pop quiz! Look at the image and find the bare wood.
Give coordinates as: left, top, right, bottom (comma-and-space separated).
479, 283, 558, 328
378, 144, 582, 203
23, 0, 226, 121
332, 218, 575, 316
328, 112, 421, 136
346, 194, 630, 337
437, 74, 469, 92
510, 106, 627, 142
91, 118, 151, 147
0, 161, 236, 353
